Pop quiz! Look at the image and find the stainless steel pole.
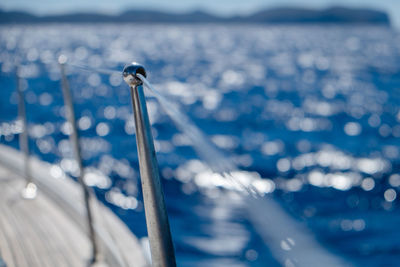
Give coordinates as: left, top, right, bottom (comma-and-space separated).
59, 57, 98, 263
16, 67, 37, 199
123, 63, 176, 267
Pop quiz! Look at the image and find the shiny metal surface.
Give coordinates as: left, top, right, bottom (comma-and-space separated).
124, 62, 176, 267
59, 56, 99, 264
123, 62, 147, 87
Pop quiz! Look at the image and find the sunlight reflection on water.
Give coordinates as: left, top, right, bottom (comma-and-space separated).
1, 24, 400, 266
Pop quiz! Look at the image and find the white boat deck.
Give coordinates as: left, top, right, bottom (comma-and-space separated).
0, 145, 148, 267
0, 165, 92, 267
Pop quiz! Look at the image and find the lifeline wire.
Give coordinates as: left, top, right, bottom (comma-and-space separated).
65, 62, 120, 76
137, 73, 261, 197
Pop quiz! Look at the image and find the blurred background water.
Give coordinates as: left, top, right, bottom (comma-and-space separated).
0, 24, 400, 266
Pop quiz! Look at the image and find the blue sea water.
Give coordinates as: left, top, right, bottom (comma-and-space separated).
0, 24, 400, 266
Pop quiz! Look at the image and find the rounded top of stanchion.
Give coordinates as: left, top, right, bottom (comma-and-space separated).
123, 62, 146, 87
58, 54, 68, 65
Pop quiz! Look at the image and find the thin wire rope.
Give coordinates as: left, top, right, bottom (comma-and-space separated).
137, 73, 262, 197
65, 62, 121, 75
13, 60, 261, 197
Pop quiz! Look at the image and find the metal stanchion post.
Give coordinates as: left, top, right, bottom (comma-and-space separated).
16, 67, 37, 199
123, 63, 176, 267
58, 56, 99, 264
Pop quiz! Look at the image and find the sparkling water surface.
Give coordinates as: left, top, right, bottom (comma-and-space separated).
1, 24, 400, 266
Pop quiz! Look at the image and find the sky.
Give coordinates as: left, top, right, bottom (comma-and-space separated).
1, 0, 400, 27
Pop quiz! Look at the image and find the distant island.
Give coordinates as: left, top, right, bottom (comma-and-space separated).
0, 7, 390, 25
